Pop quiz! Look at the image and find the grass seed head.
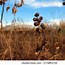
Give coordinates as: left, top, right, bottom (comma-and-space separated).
0, 0, 2, 5
21, 0, 24, 4
0, 0, 7, 5
40, 23, 45, 29
33, 18, 38, 21
34, 22, 40, 26
14, 3, 22, 7
12, 7, 17, 14
62, 2, 65, 5
39, 16, 43, 20
37, 19, 41, 23
34, 12, 39, 17
36, 28, 40, 33
6, 6, 10, 11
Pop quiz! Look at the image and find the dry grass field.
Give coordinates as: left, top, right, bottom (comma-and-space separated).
0, 22, 65, 60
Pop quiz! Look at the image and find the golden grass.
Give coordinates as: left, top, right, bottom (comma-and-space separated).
0, 23, 65, 60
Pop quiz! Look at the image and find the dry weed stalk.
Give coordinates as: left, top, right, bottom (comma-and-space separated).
33, 12, 47, 59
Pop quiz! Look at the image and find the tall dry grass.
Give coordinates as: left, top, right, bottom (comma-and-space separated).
0, 22, 65, 60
